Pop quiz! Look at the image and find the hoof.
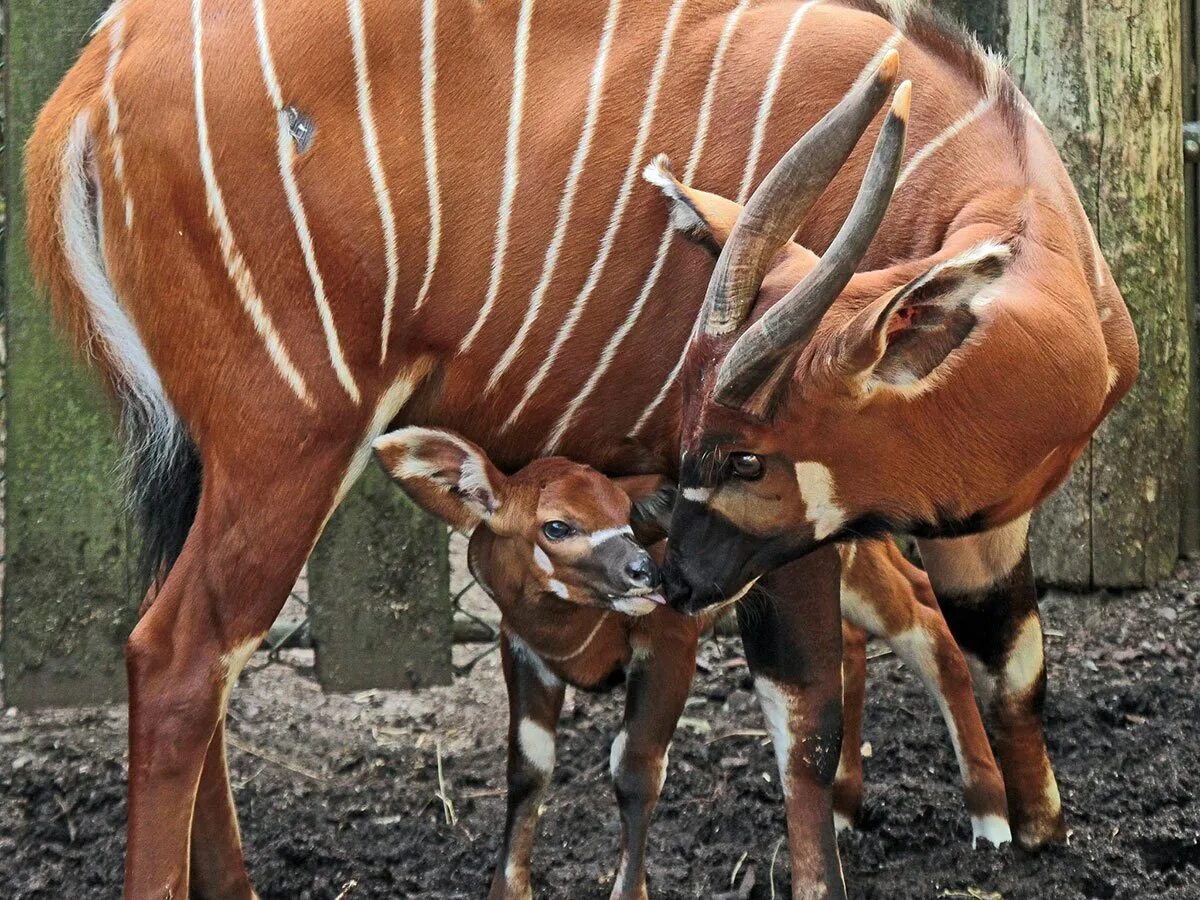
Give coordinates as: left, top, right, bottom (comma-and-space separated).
971, 814, 1012, 849
1015, 813, 1068, 851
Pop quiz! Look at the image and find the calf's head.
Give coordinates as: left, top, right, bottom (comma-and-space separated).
374, 428, 672, 616
651, 55, 1069, 613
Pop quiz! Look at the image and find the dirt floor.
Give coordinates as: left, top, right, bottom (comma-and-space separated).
2, 560, 1199, 899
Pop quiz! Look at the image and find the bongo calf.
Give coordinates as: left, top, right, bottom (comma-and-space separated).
374, 428, 1009, 899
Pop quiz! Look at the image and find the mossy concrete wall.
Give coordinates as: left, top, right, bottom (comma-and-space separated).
309, 465, 451, 692
4, 0, 132, 708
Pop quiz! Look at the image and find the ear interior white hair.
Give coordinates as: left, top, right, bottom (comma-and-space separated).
374, 427, 500, 518
643, 154, 712, 241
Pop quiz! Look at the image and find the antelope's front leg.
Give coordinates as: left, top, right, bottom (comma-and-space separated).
740, 546, 846, 900
918, 516, 1067, 851
490, 633, 566, 900
609, 629, 698, 900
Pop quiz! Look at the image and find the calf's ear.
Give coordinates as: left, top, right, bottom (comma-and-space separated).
373, 427, 506, 532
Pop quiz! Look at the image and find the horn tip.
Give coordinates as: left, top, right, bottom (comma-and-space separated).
892, 80, 913, 122
878, 48, 901, 83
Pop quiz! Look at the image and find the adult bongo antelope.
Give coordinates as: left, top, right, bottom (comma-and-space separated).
26, 0, 1135, 896
374, 426, 1008, 898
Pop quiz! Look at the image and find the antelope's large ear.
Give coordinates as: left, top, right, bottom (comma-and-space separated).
615, 475, 677, 545
834, 241, 1011, 392
373, 427, 506, 532
643, 155, 743, 257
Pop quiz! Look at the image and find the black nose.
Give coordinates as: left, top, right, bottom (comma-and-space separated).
624, 553, 656, 587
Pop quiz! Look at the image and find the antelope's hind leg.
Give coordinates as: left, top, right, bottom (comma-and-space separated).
123, 438, 356, 900
843, 540, 1010, 847
490, 633, 566, 900
918, 517, 1067, 851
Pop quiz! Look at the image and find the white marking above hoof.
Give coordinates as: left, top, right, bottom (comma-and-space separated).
834, 810, 855, 833
971, 813, 1013, 849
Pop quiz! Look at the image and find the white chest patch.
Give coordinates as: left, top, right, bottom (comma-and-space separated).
794, 462, 845, 540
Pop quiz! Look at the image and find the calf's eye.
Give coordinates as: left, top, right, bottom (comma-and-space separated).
542, 520, 574, 541
730, 453, 764, 480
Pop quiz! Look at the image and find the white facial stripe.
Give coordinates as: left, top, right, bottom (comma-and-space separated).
518, 719, 556, 773
533, 545, 554, 574
103, 13, 133, 228
1003, 614, 1044, 697
736, 1, 819, 207
794, 462, 846, 540
500, 0, 687, 434
413, 0, 442, 311
347, 0, 400, 364
681, 486, 712, 503
459, 0, 535, 353
588, 525, 634, 547
253, 0, 360, 404
484, 0, 622, 395
548, 579, 570, 600
191, 0, 313, 407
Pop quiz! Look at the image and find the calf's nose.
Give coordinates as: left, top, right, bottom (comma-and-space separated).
623, 552, 657, 588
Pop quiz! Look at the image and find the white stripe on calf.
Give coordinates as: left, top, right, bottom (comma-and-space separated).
253, 0, 361, 403
459, 0, 536, 353
347, 0, 400, 363
500, 0, 688, 433
414, 0, 443, 311
518, 719, 556, 773
736, 1, 819, 205
191, 0, 313, 407
533, 545, 554, 574
484, 0, 622, 394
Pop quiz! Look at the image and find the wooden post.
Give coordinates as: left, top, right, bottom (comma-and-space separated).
3, 0, 133, 708
308, 465, 452, 692
1006, 0, 1190, 587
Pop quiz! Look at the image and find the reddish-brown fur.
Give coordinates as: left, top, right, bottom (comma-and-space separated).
25, 1, 1135, 896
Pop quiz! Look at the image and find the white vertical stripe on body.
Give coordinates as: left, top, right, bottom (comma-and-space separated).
102, 13, 133, 229
501, 0, 688, 434
547, 0, 751, 451
629, 19, 896, 439
347, 0, 401, 363
483, 0, 623, 395
253, 0, 361, 403
736, 1, 818, 204
414, 0, 443, 311
895, 97, 991, 190
459, 0, 537, 353
191, 0, 313, 407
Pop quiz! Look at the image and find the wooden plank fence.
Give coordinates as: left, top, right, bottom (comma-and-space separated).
1, 0, 1196, 708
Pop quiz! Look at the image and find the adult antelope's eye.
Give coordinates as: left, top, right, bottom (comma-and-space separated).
542, 520, 574, 541
729, 453, 764, 480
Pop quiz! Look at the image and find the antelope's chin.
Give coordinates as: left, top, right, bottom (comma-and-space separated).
608, 591, 666, 617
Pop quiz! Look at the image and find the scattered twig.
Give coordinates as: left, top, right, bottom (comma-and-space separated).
435, 741, 457, 827
768, 838, 785, 900
866, 647, 894, 661
730, 851, 748, 888
706, 729, 769, 745
227, 735, 328, 783
334, 879, 359, 899
54, 794, 77, 843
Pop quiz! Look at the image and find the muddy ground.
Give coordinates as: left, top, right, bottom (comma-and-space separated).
2, 560, 1199, 899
